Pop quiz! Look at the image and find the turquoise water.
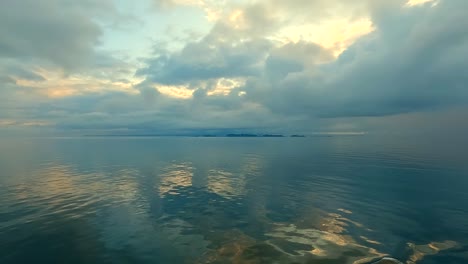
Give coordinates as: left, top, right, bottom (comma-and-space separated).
0, 137, 467, 263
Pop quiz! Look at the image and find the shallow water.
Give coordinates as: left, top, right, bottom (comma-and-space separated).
0, 136, 467, 263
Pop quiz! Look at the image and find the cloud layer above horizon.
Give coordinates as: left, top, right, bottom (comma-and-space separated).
1, 0, 467, 135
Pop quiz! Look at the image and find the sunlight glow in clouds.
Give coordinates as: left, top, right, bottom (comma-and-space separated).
158, 85, 193, 99
207, 78, 246, 96
13, 68, 138, 98
274, 18, 374, 57
406, 0, 437, 6
1, 0, 467, 135
157, 77, 245, 98
158, 0, 232, 21
0, 119, 50, 127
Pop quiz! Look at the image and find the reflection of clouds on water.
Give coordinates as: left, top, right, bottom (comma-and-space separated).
7, 165, 141, 223
205, 154, 263, 199
158, 163, 193, 197
24, 162, 462, 264
373, 258, 403, 264
196, 229, 257, 264
265, 223, 385, 263
207, 169, 246, 199
195, 207, 463, 264
194, 209, 386, 263
406, 240, 459, 264
97, 207, 210, 262
2, 139, 466, 264
195, 211, 462, 264
240, 154, 264, 177
263, 211, 386, 263
319, 212, 364, 233
360, 236, 382, 245
17, 162, 209, 262
1, 163, 149, 263
151, 155, 463, 264
96, 203, 152, 251
338, 208, 353, 214
157, 217, 211, 255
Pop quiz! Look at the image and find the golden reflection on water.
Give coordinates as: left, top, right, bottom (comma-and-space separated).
158, 163, 193, 197
207, 169, 246, 199
14, 165, 138, 209
360, 236, 382, 245
196, 202, 462, 264
338, 208, 353, 214
406, 240, 459, 264
197, 205, 460, 264
6, 159, 463, 264
197, 209, 388, 264
206, 154, 263, 199
239, 154, 264, 177
264, 211, 386, 263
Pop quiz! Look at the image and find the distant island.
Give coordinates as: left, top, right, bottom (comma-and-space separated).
84, 133, 308, 138
226, 134, 285, 137
81, 133, 370, 138
225, 134, 258, 137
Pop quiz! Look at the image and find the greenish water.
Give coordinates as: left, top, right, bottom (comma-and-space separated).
0, 137, 467, 263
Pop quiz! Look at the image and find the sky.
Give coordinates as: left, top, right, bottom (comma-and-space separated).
0, 0, 467, 136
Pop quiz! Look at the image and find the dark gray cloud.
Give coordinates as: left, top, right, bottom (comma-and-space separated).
0, 0, 116, 70
39, 90, 288, 134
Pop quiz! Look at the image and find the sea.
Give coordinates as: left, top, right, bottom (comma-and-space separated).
0, 136, 467, 263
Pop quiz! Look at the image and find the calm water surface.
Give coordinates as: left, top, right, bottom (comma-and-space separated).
0, 137, 467, 263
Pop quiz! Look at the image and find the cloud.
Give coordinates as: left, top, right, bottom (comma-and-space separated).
132, 0, 468, 134
0, 0, 118, 71
264, 41, 333, 80
138, 1, 293, 85
245, 0, 468, 118
2, 0, 468, 136
139, 38, 272, 85
46, 88, 283, 134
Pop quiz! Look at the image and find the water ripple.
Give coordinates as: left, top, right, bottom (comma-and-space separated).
1, 137, 467, 263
